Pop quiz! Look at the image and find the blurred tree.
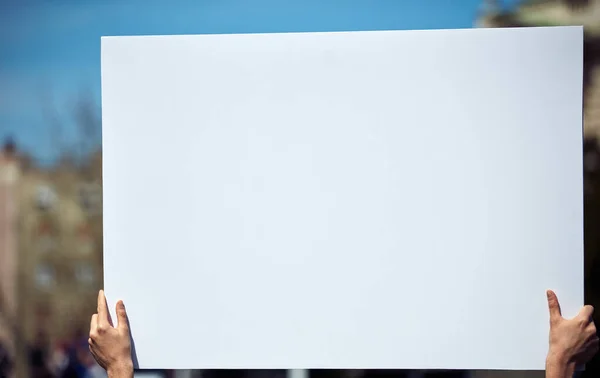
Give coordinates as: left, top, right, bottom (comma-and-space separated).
564, 0, 590, 9
41, 86, 102, 169
72, 89, 101, 169
40, 86, 68, 161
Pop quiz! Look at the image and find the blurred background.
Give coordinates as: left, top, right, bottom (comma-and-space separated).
0, 0, 599, 377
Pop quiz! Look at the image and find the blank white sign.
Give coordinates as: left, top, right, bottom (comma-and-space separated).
101, 27, 584, 370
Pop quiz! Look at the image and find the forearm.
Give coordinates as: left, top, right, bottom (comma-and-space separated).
546, 353, 576, 378
107, 364, 134, 378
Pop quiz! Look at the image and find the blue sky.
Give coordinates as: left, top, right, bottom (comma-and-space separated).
0, 0, 521, 164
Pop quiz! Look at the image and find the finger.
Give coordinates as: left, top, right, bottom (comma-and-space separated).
97, 290, 109, 326
580, 305, 595, 320
583, 338, 599, 360
573, 338, 599, 369
90, 314, 98, 333
101, 290, 114, 326
88, 345, 99, 363
586, 327, 598, 342
115, 300, 129, 331
547, 290, 562, 322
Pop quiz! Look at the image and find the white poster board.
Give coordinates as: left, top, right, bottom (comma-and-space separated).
101, 27, 584, 370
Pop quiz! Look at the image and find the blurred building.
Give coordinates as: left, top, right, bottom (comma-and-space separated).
0, 138, 20, 376
17, 149, 103, 345
0, 139, 103, 376
477, 0, 600, 140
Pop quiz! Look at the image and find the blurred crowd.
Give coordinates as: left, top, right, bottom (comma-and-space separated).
0, 329, 106, 378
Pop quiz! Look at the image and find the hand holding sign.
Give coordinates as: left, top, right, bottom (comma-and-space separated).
546, 290, 599, 378
89, 290, 133, 378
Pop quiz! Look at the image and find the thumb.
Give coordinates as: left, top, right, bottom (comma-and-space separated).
115, 300, 129, 331
547, 290, 562, 322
